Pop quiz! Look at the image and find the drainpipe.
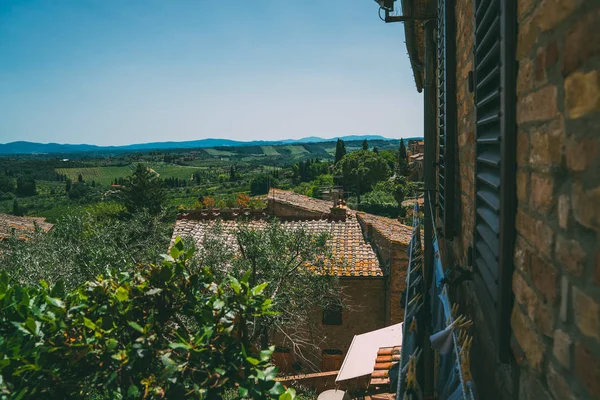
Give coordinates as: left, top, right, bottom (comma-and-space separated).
422, 19, 436, 398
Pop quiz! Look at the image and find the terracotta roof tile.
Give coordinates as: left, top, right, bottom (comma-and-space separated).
0, 214, 54, 240
172, 215, 383, 277
369, 346, 401, 387
357, 213, 413, 246
268, 188, 355, 216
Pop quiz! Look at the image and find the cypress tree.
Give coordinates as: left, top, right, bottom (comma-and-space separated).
334, 139, 347, 164
362, 139, 368, 151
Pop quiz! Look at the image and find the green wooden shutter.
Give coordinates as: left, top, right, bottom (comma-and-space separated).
437, 0, 456, 237
473, 0, 517, 360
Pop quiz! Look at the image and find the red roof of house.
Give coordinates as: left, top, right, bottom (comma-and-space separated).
369, 346, 401, 386
0, 214, 54, 240
172, 217, 383, 277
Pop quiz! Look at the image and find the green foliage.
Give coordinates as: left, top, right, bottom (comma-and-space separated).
0, 174, 15, 195
250, 173, 276, 196
291, 159, 330, 184
398, 140, 409, 176
120, 164, 167, 215
15, 177, 36, 197
197, 221, 339, 367
333, 150, 391, 195
67, 182, 90, 200
334, 139, 346, 164
0, 238, 295, 399
0, 210, 172, 289
362, 139, 368, 151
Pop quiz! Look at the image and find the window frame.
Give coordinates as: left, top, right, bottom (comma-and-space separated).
322, 303, 343, 326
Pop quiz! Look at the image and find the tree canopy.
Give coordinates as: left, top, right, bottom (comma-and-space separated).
334, 139, 347, 164
333, 150, 392, 198
120, 164, 166, 214
196, 221, 339, 369
250, 173, 276, 196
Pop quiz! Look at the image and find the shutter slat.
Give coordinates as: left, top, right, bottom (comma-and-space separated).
476, 206, 500, 233
476, 223, 500, 257
477, 171, 501, 189
476, 151, 501, 167
477, 189, 501, 212
475, 257, 498, 303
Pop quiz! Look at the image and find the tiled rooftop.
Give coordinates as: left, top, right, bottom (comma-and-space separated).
268, 188, 355, 216
369, 346, 401, 386
172, 216, 383, 277
0, 214, 54, 240
357, 212, 413, 246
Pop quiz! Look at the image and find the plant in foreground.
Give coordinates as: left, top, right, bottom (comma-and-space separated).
0, 238, 295, 399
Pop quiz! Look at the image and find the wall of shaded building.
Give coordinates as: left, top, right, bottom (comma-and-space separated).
438, 0, 600, 399
272, 278, 386, 373
356, 213, 410, 325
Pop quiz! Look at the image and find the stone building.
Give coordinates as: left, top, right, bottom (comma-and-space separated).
0, 214, 54, 241
374, 0, 600, 398
170, 189, 412, 372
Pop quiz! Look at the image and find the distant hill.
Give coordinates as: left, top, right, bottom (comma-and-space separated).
0, 135, 422, 155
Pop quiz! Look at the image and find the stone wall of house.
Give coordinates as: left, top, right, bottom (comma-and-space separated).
511, 0, 600, 398
356, 214, 409, 325
267, 199, 328, 220
273, 278, 386, 372
440, 0, 600, 399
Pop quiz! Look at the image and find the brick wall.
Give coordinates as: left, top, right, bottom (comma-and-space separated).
273, 278, 386, 372
440, 0, 600, 399
511, 0, 600, 398
267, 199, 329, 220
356, 214, 410, 325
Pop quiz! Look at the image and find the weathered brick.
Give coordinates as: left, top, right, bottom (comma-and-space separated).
514, 235, 531, 273
518, 0, 535, 19
517, 170, 528, 203
517, 85, 558, 123
516, 211, 555, 258
558, 195, 569, 231
573, 182, 600, 231
536, 0, 578, 31
560, 276, 569, 323
528, 117, 564, 169
565, 137, 598, 172
517, 15, 538, 59
517, 131, 530, 165
595, 250, 600, 286
519, 368, 551, 400
535, 48, 546, 83
573, 286, 600, 341
517, 58, 534, 93
563, 7, 600, 76
575, 342, 600, 398
530, 172, 554, 214
556, 236, 587, 277
530, 253, 558, 304
552, 329, 572, 368
545, 40, 558, 68
547, 362, 577, 400
513, 271, 554, 336
565, 70, 600, 119
511, 306, 545, 370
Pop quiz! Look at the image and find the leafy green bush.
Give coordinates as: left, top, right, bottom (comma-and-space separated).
0, 211, 172, 290
0, 238, 295, 399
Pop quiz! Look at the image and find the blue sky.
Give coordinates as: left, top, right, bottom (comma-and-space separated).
0, 0, 422, 146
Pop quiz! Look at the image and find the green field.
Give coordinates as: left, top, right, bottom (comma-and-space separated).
56, 166, 134, 185
260, 146, 280, 156
204, 148, 236, 156
146, 164, 203, 180
285, 145, 309, 155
